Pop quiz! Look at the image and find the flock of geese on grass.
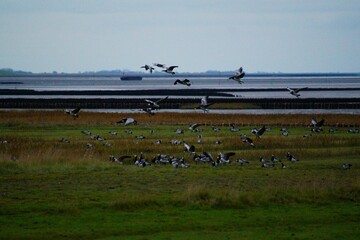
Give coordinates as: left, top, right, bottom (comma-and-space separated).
141, 64, 308, 98
56, 111, 358, 170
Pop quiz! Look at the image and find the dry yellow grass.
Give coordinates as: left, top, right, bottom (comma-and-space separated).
1, 110, 359, 126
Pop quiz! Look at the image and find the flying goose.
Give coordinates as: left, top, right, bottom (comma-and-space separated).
287, 87, 308, 97
153, 63, 166, 68
117, 117, 137, 126
145, 96, 169, 109
311, 117, 325, 132
162, 66, 178, 74
251, 126, 266, 138
141, 64, 155, 73
65, 107, 80, 118
229, 67, 245, 83
195, 96, 213, 113
189, 123, 201, 132
174, 79, 191, 86
183, 142, 196, 154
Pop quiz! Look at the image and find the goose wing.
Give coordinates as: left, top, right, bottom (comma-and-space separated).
294, 87, 308, 93
155, 96, 169, 104
167, 66, 178, 71
71, 107, 81, 114
256, 126, 266, 136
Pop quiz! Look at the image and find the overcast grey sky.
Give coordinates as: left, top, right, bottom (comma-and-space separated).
0, 0, 359, 73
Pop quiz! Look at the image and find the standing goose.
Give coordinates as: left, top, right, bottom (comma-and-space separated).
342, 163, 352, 170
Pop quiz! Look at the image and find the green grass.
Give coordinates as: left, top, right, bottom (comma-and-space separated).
0, 111, 359, 239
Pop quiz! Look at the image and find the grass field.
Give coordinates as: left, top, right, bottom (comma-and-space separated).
0, 110, 359, 239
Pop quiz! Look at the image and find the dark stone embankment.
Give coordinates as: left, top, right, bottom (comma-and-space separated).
1, 97, 360, 110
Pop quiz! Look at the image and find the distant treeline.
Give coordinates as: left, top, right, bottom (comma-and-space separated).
1, 68, 359, 77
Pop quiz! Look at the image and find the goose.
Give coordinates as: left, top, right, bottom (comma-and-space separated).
195, 96, 213, 113
135, 135, 145, 139
59, 137, 70, 143
189, 123, 201, 132
153, 139, 162, 145
145, 96, 168, 109
86, 143, 93, 149
183, 142, 195, 154
214, 140, 222, 145
229, 67, 245, 84
109, 155, 131, 164
261, 162, 275, 168
174, 79, 191, 86
217, 152, 235, 164
162, 65, 178, 74
117, 117, 137, 126
109, 131, 118, 135
175, 128, 184, 134
241, 137, 255, 147
287, 87, 308, 97
348, 128, 359, 134
170, 139, 182, 145
286, 152, 298, 162
310, 117, 325, 132
81, 130, 92, 135
271, 154, 281, 163
197, 134, 203, 144
235, 158, 249, 165
280, 128, 289, 136
65, 107, 80, 118
342, 163, 352, 170
230, 124, 239, 132
153, 63, 166, 68
252, 126, 266, 138
141, 64, 155, 73
193, 152, 213, 163
281, 163, 288, 169
124, 129, 133, 134
212, 127, 220, 132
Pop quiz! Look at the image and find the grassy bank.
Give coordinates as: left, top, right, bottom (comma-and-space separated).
0, 110, 359, 239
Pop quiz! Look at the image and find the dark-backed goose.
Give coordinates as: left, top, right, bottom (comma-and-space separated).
311, 117, 325, 132
342, 163, 352, 170
183, 142, 195, 154
65, 107, 80, 118
241, 137, 255, 147
174, 79, 191, 86
153, 63, 166, 68
145, 96, 168, 109
141, 64, 155, 73
287, 87, 308, 97
229, 67, 245, 83
162, 66, 178, 74
117, 117, 137, 126
252, 126, 266, 138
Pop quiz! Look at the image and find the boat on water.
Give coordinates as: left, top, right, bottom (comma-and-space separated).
120, 76, 143, 81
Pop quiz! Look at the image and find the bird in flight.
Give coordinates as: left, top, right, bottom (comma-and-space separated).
145, 96, 169, 109
141, 64, 155, 73
229, 67, 246, 83
162, 66, 178, 74
195, 96, 213, 113
287, 87, 308, 97
153, 63, 166, 68
65, 107, 80, 119
174, 79, 191, 86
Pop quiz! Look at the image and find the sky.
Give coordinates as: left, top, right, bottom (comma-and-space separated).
0, 0, 359, 73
